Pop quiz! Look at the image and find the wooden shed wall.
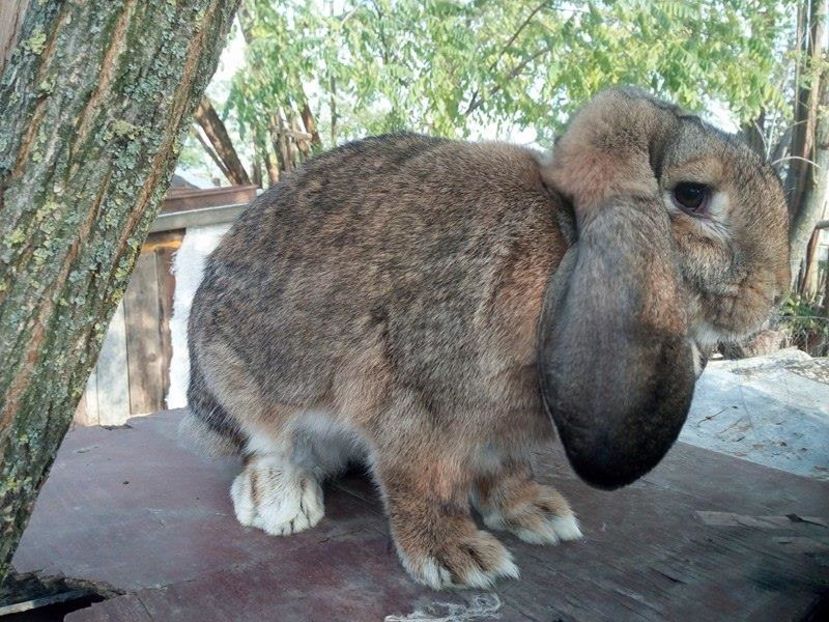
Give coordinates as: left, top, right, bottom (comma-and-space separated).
74, 184, 258, 426
74, 232, 181, 426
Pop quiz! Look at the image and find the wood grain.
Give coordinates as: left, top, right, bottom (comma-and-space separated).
123, 252, 163, 415
154, 235, 181, 406
9, 410, 826, 622
93, 302, 129, 425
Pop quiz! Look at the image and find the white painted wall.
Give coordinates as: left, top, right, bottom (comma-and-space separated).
166, 224, 232, 409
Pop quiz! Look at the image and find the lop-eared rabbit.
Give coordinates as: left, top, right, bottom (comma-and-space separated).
183, 88, 789, 589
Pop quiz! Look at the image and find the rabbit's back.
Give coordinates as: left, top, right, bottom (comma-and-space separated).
189, 134, 569, 421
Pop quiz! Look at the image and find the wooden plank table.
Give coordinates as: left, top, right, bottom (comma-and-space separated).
11, 410, 828, 621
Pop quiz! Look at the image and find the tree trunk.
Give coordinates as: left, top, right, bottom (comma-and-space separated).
264, 149, 280, 184
800, 228, 821, 295
329, 74, 338, 145
786, 0, 815, 216
272, 111, 294, 173
255, 125, 279, 185
788, 0, 829, 289
0, 0, 239, 583
799, 200, 829, 296
251, 144, 263, 188
193, 96, 251, 185
300, 100, 322, 151
825, 240, 829, 313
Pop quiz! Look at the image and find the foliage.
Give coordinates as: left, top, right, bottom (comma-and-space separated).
224, 0, 798, 165
778, 292, 829, 356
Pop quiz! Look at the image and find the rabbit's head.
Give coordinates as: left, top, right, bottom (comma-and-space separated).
538, 87, 789, 490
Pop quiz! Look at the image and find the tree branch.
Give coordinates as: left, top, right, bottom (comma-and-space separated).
193, 96, 252, 185
464, 44, 553, 116
489, 0, 550, 74
194, 125, 231, 180
465, 0, 552, 116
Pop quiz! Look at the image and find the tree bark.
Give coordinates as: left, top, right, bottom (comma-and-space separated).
300, 100, 322, 151
251, 143, 263, 188
264, 147, 280, 184
787, 0, 829, 291
789, 1, 829, 291
272, 111, 294, 173
825, 246, 829, 314
799, 227, 823, 295
786, 0, 815, 216
254, 124, 279, 185
0, 0, 239, 583
193, 96, 251, 185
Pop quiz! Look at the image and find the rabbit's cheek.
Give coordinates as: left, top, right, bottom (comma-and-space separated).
693, 280, 775, 342
671, 230, 779, 339
679, 233, 781, 337
670, 217, 735, 289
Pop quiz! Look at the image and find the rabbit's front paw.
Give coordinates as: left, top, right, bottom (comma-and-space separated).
480, 484, 582, 545
397, 524, 519, 590
230, 456, 324, 536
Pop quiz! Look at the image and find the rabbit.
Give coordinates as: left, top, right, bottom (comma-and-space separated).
181, 87, 790, 590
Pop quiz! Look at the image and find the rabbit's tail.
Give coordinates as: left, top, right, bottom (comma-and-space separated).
178, 358, 245, 457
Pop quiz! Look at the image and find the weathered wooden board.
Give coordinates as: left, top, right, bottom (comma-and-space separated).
92, 301, 129, 426
153, 235, 180, 404
11, 410, 827, 622
123, 251, 163, 415
77, 231, 182, 424
163, 185, 257, 213
73, 389, 89, 427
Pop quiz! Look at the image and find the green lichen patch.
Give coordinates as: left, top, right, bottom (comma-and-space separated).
7, 230, 26, 246
23, 30, 47, 55
37, 78, 54, 95
108, 119, 141, 141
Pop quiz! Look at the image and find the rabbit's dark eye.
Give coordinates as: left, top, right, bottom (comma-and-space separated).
672, 182, 710, 215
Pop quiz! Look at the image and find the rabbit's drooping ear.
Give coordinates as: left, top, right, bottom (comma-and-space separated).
538, 88, 696, 490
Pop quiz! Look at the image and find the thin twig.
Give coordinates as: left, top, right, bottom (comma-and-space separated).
752, 119, 769, 154
464, 44, 554, 116
488, 0, 550, 73
770, 155, 822, 168
465, 0, 554, 116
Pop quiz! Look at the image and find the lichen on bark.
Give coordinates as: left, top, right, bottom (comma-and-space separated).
0, 0, 240, 583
